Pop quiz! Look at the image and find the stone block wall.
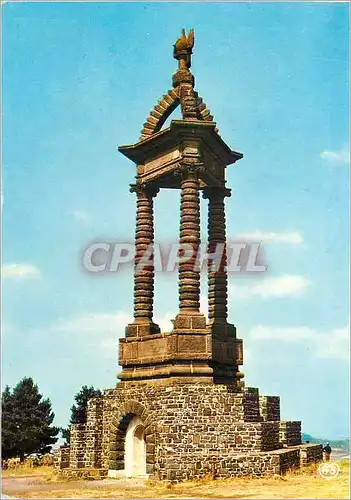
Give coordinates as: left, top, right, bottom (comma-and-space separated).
69, 423, 86, 469
259, 396, 280, 421
276, 448, 300, 473
54, 446, 70, 470
101, 383, 269, 474
279, 421, 301, 446
157, 451, 281, 481
84, 397, 104, 468
55, 382, 321, 481
260, 422, 280, 451
300, 443, 323, 466
242, 388, 262, 422
100, 382, 306, 480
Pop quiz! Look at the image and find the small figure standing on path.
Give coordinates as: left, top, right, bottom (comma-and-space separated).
323, 442, 332, 461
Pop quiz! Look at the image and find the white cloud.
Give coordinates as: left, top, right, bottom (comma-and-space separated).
255, 275, 311, 298
52, 312, 131, 336
237, 231, 303, 245
320, 146, 349, 165
250, 325, 315, 342
72, 209, 91, 224
249, 324, 349, 361
2, 263, 41, 280
150, 295, 208, 332
316, 326, 350, 361
51, 312, 131, 358
229, 274, 311, 300
156, 312, 174, 332
51, 311, 178, 357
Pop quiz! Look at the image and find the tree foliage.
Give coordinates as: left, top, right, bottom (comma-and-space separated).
61, 385, 102, 444
70, 385, 102, 424
1, 377, 59, 460
60, 426, 71, 444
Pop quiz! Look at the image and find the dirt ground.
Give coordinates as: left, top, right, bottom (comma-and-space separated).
1, 459, 349, 499
1, 475, 146, 497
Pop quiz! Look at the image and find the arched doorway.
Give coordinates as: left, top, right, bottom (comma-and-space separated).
125, 415, 146, 477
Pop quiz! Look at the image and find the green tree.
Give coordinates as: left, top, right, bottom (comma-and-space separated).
1, 385, 17, 459
70, 385, 102, 424
61, 385, 102, 444
60, 426, 71, 445
1, 377, 59, 460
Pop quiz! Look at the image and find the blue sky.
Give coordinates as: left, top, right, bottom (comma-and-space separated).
2, 2, 349, 440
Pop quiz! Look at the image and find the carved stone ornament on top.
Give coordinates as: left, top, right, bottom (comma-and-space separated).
173, 28, 195, 70
140, 29, 218, 141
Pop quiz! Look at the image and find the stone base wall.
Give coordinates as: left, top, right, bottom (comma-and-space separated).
84, 398, 104, 468
101, 383, 280, 476
276, 448, 300, 474
54, 446, 70, 469
69, 423, 86, 468
279, 421, 301, 446
300, 443, 323, 466
55, 381, 320, 481
259, 396, 280, 421
55, 444, 321, 481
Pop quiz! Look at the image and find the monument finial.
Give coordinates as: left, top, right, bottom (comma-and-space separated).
173, 28, 195, 69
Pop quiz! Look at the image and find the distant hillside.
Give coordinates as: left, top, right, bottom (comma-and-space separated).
302, 433, 349, 451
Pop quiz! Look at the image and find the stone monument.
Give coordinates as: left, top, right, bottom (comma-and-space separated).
55, 29, 322, 481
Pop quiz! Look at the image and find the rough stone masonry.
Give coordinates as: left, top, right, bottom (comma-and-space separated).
55, 29, 322, 481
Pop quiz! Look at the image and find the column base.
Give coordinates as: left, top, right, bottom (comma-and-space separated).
207, 321, 237, 339
125, 321, 160, 338
172, 311, 207, 331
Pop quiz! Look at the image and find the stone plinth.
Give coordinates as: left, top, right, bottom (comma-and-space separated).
118, 330, 243, 384
55, 382, 322, 481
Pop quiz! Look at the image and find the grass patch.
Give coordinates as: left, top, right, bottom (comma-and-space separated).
2, 465, 55, 478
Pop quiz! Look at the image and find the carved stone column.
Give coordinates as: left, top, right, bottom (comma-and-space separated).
203, 187, 231, 325
173, 161, 207, 331
126, 184, 160, 338
203, 186, 244, 386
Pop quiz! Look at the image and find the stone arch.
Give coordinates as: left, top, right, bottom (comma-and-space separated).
108, 400, 156, 475
194, 92, 219, 134
140, 89, 180, 141
140, 89, 218, 141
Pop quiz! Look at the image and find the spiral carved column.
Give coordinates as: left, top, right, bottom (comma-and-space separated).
203, 187, 231, 325
126, 184, 160, 338
173, 165, 207, 330
179, 171, 200, 311
203, 186, 244, 385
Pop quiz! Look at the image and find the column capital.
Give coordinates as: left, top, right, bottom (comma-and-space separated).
202, 186, 231, 200
173, 162, 205, 179
129, 183, 160, 198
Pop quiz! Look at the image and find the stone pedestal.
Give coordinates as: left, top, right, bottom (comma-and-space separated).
55, 382, 323, 481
